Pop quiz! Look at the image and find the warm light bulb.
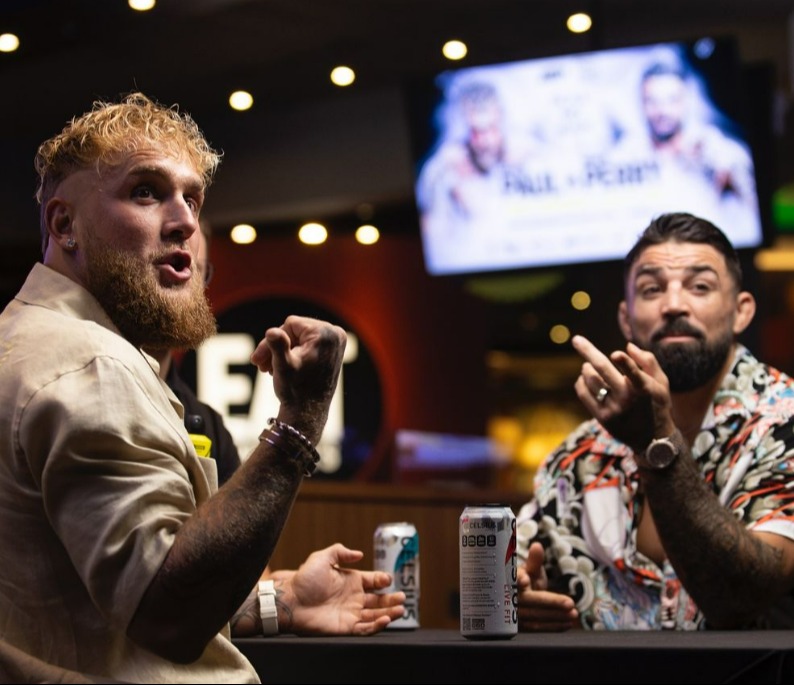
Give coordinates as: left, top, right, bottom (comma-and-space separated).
549, 324, 571, 344
0, 33, 20, 53
128, 0, 156, 11
230, 224, 257, 244
570, 291, 591, 311
355, 224, 380, 245
229, 90, 254, 111
442, 40, 468, 61
566, 13, 592, 33
330, 66, 355, 87
299, 222, 328, 245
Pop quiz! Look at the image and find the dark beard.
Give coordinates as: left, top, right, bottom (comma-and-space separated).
643, 319, 733, 392
82, 237, 217, 350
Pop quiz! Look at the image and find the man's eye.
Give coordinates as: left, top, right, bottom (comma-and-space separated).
133, 186, 155, 199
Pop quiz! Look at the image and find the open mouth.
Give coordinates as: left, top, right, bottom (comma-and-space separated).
156, 250, 193, 283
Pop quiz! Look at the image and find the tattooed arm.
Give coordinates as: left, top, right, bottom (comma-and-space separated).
127, 317, 346, 663
641, 442, 794, 628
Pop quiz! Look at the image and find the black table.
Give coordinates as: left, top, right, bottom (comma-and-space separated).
234, 628, 794, 684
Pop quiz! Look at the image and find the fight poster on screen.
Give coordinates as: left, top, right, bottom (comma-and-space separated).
411, 39, 762, 276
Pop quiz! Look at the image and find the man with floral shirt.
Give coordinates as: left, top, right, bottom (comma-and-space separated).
516, 212, 794, 630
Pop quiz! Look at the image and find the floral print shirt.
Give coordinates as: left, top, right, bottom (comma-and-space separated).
516, 345, 794, 630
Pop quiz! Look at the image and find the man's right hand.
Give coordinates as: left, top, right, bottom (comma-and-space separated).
250, 315, 347, 443
517, 542, 579, 632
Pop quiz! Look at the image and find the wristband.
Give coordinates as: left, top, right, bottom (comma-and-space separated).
259, 417, 321, 477
257, 580, 279, 636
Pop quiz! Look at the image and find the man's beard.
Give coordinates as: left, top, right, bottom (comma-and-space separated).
467, 142, 503, 174
82, 237, 217, 350
649, 119, 682, 145
642, 319, 733, 392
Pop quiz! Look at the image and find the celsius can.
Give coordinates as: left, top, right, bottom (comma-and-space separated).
373, 522, 420, 629
459, 504, 517, 639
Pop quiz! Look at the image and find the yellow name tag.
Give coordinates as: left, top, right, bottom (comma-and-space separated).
189, 434, 213, 459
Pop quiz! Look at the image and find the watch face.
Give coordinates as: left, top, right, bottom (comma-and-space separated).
645, 437, 679, 469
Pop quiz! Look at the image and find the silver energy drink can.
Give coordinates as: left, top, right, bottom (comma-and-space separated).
373, 521, 420, 629
459, 504, 517, 639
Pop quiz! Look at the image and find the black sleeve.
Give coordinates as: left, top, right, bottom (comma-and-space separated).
165, 363, 242, 486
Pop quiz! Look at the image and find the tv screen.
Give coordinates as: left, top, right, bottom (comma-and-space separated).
409, 37, 765, 276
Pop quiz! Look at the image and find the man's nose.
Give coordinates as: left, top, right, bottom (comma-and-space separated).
660, 284, 688, 314
163, 196, 199, 241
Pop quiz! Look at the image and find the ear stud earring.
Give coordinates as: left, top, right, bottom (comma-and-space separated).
66, 237, 76, 249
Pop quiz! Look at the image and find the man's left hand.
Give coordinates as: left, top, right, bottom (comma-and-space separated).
572, 335, 675, 451
280, 543, 406, 636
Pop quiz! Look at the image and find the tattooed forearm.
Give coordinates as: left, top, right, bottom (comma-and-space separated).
274, 584, 294, 634
230, 589, 261, 637
128, 441, 305, 655
642, 449, 789, 628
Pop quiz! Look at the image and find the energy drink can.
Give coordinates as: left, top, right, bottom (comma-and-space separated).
459, 504, 517, 639
374, 521, 420, 629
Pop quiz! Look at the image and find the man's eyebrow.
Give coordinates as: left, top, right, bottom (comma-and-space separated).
634, 265, 661, 277
633, 264, 719, 279
126, 164, 204, 193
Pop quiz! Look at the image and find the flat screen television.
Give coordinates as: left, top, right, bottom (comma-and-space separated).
408, 37, 767, 276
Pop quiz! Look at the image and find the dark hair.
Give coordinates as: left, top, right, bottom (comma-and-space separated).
623, 212, 743, 290
641, 60, 687, 84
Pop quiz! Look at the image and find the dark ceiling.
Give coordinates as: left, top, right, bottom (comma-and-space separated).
1, 0, 794, 249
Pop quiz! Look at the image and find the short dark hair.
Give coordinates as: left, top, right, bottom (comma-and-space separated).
641, 60, 687, 84
623, 212, 743, 290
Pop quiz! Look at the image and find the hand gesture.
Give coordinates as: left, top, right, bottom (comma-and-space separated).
281, 544, 406, 636
572, 335, 675, 452
250, 316, 346, 441
517, 542, 578, 631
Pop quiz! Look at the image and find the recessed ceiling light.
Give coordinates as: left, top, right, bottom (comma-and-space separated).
566, 13, 592, 33
129, 0, 156, 11
230, 224, 257, 244
0, 33, 20, 53
442, 40, 467, 61
229, 90, 254, 111
298, 222, 328, 245
355, 224, 380, 245
330, 66, 355, 87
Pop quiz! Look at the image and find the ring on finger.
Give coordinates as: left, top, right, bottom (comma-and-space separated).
596, 387, 609, 403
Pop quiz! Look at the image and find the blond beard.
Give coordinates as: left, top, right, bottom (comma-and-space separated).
82, 235, 217, 350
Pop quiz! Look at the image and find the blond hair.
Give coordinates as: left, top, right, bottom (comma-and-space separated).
35, 92, 222, 251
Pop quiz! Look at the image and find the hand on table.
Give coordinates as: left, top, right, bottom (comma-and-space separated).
517, 542, 578, 632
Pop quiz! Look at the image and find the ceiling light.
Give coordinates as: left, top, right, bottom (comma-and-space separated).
570, 291, 591, 310
442, 40, 467, 61
299, 222, 328, 245
566, 13, 592, 33
330, 66, 355, 87
355, 224, 380, 245
0, 33, 20, 53
229, 90, 254, 111
128, 0, 156, 11
230, 224, 257, 244
549, 324, 571, 345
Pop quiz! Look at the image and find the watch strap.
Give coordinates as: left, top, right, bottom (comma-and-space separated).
258, 580, 279, 635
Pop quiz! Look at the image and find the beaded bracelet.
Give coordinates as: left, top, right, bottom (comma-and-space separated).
259, 417, 321, 477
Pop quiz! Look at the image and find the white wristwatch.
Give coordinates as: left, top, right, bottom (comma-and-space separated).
257, 580, 279, 635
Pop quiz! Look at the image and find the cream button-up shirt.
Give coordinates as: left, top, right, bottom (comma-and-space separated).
0, 263, 258, 683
